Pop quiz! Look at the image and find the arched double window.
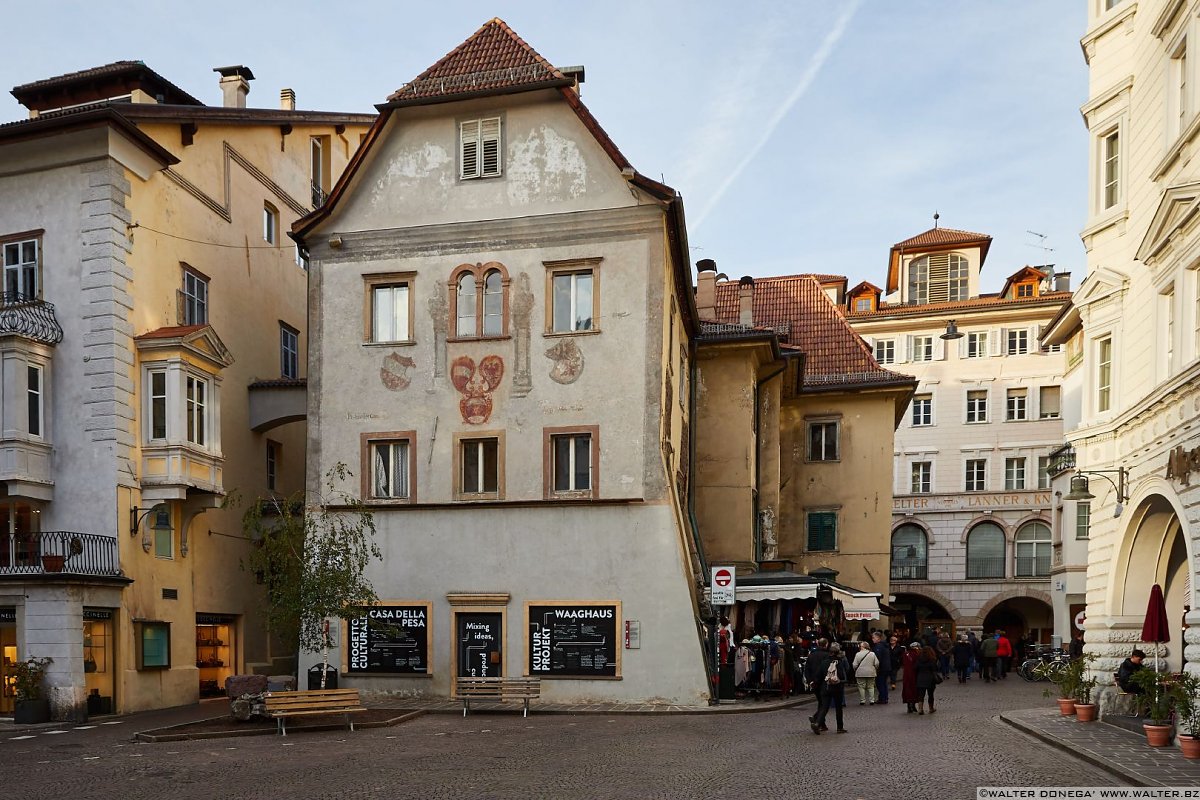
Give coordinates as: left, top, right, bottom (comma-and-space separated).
966, 522, 1006, 579
907, 253, 968, 304
451, 262, 508, 338
890, 524, 928, 580
1014, 521, 1052, 577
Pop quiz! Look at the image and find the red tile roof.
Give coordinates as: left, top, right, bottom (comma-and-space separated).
848, 280, 882, 296
134, 324, 206, 340
713, 275, 915, 390
892, 226, 991, 249
846, 290, 1071, 320
387, 18, 568, 102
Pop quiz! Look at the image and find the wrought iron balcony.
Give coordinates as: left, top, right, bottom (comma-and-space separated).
1046, 443, 1076, 478
0, 531, 120, 576
0, 293, 63, 345
890, 562, 928, 581
311, 182, 327, 210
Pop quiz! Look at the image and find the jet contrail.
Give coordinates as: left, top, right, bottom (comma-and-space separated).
691, 1, 861, 230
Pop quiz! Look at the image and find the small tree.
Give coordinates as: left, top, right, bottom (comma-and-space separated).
13, 656, 52, 700
241, 464, 381, 688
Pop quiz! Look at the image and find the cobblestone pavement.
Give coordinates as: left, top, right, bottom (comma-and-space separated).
0, 679, 1121, 799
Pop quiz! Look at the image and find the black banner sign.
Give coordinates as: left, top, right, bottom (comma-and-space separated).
83, 609, 113, 621
456, 612, 502, 678
0, 607, 14, 623
346, 605, 429, 674
527, 603, 618, 678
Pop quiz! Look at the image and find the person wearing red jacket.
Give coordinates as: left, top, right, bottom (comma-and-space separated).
995, 630, 1013, 679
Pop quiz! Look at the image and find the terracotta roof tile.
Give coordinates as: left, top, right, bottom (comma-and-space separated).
249, 378, 307, 389
387, 18, 566, 102
714, 275, 914, 389
846, 290, 1071, 320
892, 226, 991, 249
134, 324, 206, 340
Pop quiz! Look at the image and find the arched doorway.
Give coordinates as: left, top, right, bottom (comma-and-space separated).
892, 593, 954, 641
982, 595, 1054, 647
1116, 494, 1191, 672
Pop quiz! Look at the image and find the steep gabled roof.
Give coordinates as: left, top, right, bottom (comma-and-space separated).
847, 280, 882, 296
386, 18, 571, 104
713, 274, 916, 392
886, 225, 993, 293
999, 265, 1048, 299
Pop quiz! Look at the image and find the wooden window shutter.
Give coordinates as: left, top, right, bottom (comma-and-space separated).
480, 117, 501, 177
460, 121, 480, 179
927, 253, 951, 303
994, 328, 1007, 356
933, 336, 946, 361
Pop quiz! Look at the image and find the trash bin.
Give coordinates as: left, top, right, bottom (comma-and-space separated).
307, 663, 338, 690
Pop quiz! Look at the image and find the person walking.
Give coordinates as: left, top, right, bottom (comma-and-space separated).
952, 635, 972, 683
809, 642, 849, 734
996, 630, 1013, 679
915, 645, 940, 714
889, 635, 905, 690
853, 641, 879, 705
936, 630, 953, 677
980, 633, 999, 682
967, 630, 980, 679
1068, 631, 1084, 661
871, 631, 892, 704
901, 641, 921, 713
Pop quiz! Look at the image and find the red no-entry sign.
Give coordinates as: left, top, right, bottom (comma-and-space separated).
714, 569, 732, 586
711, 566, 736, 605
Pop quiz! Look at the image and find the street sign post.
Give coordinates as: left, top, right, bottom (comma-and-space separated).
711, 566, 736, 606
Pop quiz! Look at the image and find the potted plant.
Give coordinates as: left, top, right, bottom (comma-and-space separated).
1071, 654, 1098, 721
1038, 658, 1080, 715
1129, 668, 1175, 747
12, 655, 52, 724
1172, 672, 1200, 758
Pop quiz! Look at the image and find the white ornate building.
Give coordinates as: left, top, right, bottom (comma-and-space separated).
844, 225, 1071, 640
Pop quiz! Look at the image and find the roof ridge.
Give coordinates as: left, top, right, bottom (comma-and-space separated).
387, 17, 565, 103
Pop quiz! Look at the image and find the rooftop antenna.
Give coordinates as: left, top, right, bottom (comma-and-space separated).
933, 211, 940, 229
1025, 230, 1055, 254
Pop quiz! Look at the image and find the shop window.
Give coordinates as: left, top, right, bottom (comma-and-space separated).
196, 616, 235, 698
138, 622, 171, 669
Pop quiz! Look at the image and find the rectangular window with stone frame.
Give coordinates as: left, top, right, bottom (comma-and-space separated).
806, 510, 838, 552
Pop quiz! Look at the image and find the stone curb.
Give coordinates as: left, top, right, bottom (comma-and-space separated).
133, 710, 425, 743
395, 695, 816, 716
998, 711, 1155, 787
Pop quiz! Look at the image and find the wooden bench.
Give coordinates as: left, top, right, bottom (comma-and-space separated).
264, 688, 366, 736
457, 677, 541, 717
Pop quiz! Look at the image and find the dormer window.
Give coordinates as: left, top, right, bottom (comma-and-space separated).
1015, 282, 1035, 298
908, 253, 968, 304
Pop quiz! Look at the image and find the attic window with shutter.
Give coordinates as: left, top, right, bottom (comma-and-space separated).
460, 117, 502, 179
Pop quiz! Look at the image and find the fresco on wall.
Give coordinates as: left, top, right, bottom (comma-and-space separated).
545, 338, 584, 384
451, 354, 504, 424
511, 273, 534, 397
380, 352, 415, 391
428, 290, 449, 378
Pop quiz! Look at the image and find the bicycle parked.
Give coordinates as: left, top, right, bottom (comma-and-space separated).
1018, 646, 1072, 681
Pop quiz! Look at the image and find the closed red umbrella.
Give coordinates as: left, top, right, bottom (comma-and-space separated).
1141, 584, 1170, 644
1141, 583, 1170, 683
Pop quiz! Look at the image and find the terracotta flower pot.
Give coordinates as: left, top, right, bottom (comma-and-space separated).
40, 554, 65, 573
1074, 703, 1097, 721
1179, 734, 1200, 759
1057, 697, 1077, 715
1144, 723, 1173, 747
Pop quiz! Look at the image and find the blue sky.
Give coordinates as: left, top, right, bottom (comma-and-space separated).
3, 1, 1087, 292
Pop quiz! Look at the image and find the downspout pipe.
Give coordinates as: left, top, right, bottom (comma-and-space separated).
752, 358, 789, 561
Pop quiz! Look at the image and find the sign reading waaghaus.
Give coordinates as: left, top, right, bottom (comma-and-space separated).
346, 603, 430, 674
527, 602, 619, 678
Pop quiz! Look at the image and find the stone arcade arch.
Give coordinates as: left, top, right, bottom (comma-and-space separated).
1106, 489, 1192, 673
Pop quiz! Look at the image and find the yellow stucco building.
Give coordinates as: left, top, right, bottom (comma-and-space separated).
0, 61, 371, 719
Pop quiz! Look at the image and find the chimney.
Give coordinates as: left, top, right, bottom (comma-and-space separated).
695, 259, 718, 321
213, 65, 255, 108
280, 88, 296, 111
738, 276, 755, 326
1054, 271, 1071, 292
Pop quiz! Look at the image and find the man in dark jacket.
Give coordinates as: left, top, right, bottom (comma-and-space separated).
871, 631, 891, 704
805, 638, 829, 696
1117, 649, 1146, 693
1068, 631, 1085, 660
889, 635, 905, 689
809, 642, 849, 734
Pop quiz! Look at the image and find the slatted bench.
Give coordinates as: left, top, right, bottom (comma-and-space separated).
264, 688, 366, 736
457, 677, 541, 717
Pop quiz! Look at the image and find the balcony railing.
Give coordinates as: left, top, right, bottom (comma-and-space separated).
890, 562, 928, 581
311, 182, 327, 210
0, 293, 63, 345
0, 531, 120, 576
966, 557, 1006, 580
1015, 556, 1051, 578
1047, 443, 1076, 478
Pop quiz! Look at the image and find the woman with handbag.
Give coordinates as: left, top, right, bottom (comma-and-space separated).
914, 645, 941, 715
